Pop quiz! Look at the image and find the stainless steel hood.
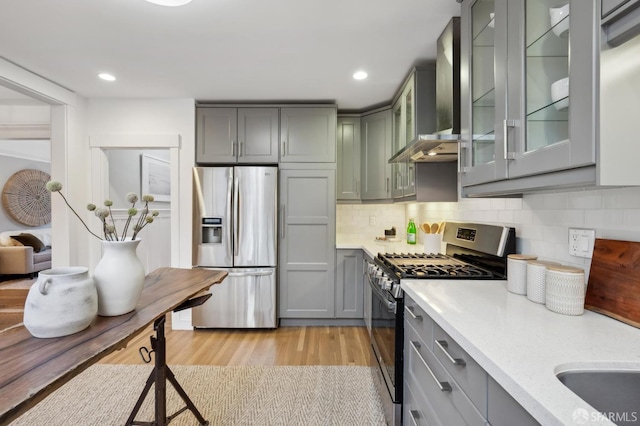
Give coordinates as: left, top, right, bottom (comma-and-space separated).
388, 132, 459, 163
390, 17, 461, 163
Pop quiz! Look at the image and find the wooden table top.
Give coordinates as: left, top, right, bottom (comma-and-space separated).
0, 267, 227, 425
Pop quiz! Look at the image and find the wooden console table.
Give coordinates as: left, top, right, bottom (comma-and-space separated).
0, 267, 226, 425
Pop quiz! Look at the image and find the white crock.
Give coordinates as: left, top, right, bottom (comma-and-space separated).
93, 239, 145, 316
23, 266, 98, 338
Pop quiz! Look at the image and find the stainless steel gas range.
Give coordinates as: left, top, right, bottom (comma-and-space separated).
365, 221, 516, 426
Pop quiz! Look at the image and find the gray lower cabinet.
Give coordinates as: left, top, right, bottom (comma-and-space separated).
280, 107, 337, 163
196, 107, 279, 164
335, 249, 363, 318
360, 108, 392, 200
278, 167, 336, 318
404, 294, 539, 425
487, 377, 539, 426
337, 116, 361, 201
363, 252, 372, 335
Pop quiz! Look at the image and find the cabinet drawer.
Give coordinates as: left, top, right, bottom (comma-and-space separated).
406, 322, 486, 426
404, 375, 441, 426
404, 299, 433, 346
433, 323, 488, 416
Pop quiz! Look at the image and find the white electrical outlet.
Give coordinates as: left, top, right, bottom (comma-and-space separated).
369, 216, 376, 226
568, 228, 595, 258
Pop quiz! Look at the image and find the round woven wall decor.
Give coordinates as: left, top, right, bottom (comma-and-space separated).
1, 169, 52, 227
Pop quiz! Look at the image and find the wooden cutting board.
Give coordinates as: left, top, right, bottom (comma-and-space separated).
585, 238, 640, 328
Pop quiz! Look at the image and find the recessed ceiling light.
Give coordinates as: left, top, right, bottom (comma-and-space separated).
98, 73, 116, 82
353, 71, 368, 80
145, 0, 193, 6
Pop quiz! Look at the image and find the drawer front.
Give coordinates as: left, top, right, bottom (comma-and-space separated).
405, 297, 433, 347
405, 323, 486, 426
404, 377, 440, 426
433, 323, 488, 415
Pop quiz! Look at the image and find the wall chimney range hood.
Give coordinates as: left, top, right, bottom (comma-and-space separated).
390, 17, 461, 163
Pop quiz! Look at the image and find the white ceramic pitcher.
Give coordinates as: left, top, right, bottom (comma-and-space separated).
23, 266, 98, 338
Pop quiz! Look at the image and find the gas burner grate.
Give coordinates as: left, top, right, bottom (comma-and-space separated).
377, 252, 496, 279
381, 252, 448, 260
400, 264, 493, 279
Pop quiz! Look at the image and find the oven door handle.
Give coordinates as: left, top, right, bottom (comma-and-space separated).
366, 272, 397, 313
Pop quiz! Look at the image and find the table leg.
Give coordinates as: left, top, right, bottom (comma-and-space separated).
125, 315, 209, 426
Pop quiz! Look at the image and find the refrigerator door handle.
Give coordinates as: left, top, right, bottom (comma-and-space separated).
234, 175, 240, 257
226, 270, 274, 278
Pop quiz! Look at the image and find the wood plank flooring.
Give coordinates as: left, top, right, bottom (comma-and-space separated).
100, 321, 373, 366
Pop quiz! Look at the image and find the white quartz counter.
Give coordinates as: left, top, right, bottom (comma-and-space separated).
402, 279, 640, 426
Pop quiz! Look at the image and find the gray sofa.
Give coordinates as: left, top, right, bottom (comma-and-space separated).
0, 229, 52, 277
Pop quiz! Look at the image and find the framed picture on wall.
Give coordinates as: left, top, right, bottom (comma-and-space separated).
141, 154, 170, 202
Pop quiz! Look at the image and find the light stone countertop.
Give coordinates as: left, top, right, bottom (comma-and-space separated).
336, 237, 640, 425
402, 279, 640, 426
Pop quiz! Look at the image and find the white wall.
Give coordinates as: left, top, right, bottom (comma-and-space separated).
337, 186, 640, 281
86, 98, 195, 269
336, 203, 405, 241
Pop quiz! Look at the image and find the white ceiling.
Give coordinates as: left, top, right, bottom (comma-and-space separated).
0, 0, 461, 111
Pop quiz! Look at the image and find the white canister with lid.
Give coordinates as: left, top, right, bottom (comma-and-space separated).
545, 265, 586, 316
526, 259, 561, 304
507, 254, 538, 295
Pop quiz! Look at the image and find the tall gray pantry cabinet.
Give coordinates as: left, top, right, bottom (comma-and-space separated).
278, 167, 336, 319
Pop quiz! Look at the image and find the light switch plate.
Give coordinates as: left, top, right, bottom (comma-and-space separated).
369, 216, 376, 226
569, 228, 595, 258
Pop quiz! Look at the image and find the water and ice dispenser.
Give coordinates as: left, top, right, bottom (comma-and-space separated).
201, 217, 222, 244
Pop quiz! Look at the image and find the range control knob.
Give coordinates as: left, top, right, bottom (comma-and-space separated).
382, 278, 393, 291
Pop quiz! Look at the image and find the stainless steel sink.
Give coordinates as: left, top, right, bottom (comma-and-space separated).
557, 370, 640, 425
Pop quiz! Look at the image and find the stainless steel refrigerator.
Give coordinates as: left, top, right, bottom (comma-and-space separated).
192, 166, 277, 328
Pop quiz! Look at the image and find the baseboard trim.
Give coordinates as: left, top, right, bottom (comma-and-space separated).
279, 318, 365, 327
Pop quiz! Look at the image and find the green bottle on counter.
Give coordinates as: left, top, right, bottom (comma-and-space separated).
407, 218, 417, 245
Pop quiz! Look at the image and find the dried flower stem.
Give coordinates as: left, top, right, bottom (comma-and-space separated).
54, 191, 103, 241
106, 206, 119, 240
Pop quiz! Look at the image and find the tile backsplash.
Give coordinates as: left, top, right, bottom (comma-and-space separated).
337, 186, 640, 280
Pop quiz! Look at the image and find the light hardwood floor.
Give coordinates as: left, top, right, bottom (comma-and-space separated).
101, 322, 373, 366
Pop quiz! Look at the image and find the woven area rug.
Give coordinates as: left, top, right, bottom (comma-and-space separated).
10, 365, 386, 426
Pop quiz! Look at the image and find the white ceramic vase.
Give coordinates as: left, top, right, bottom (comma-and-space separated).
23, 266, 98, 338
93, 239, 145, 316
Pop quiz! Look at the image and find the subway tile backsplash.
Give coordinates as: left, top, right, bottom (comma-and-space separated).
336, 186, 640, 281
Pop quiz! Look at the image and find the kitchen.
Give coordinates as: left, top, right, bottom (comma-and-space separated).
2, 0, 640, 425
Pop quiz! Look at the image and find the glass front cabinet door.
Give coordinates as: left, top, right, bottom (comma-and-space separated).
460, 0, 598, 193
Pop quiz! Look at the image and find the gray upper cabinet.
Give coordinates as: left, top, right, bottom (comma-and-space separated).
279, 168, 336, 319
601, 0, 640, 45
280, 107, 337, 163
196, 107, 237, 163
391, 67, 436, 199
337, 116, 361, 200
237, 108, 279, 163
460, 0, 598, 196
196, 107, 279, 164
361, 108, 393, 200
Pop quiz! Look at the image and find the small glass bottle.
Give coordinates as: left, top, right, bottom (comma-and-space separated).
407, 218, 417, 245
